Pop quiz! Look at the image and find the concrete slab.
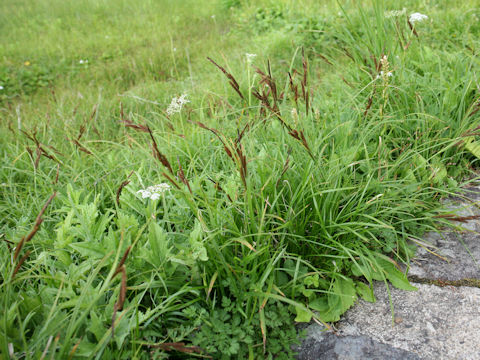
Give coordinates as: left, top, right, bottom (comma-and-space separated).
296, 327, 420, 360
297, 283, 480, 360
408, 231, 480, 282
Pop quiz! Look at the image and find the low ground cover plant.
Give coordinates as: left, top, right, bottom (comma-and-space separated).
1, 0, 480, 358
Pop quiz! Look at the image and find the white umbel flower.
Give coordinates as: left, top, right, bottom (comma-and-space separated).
409, 12, 428, 23
166, 93, 189, 116
246, 53, 257, 64
137, 183, 171, 200
385, 8, 406, 18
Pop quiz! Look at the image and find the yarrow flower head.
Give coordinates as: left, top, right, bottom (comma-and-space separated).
137, 183, 171, 200
0, 85, 3, 90
409, 12, 428, 24
166, 93, 189, 116
246, 53, 257, 64
79, 59, 88, 64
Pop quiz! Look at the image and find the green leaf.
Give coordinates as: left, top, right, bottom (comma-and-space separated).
69, 241, 106, 259
309, 277, 357, 322
309, 296, 329, 313
147, 222, 169, 268
430, 159, 447, 185
351, 261, 384, 282
465, 136, 480, 159
303, 274, 319, 288
330, 277, 356, 313
375, 256, 417, 291
88, 311, 105, 342
355, 282, 375, 302
294, 306, 312, 323
189, 220, 208, 262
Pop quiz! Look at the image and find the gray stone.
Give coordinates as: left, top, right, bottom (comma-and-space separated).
296, 325, 420, 360
406, 185, 480, 282
337, 283, 480, 359
408, 230, 480, 282
298, 283, 480, 360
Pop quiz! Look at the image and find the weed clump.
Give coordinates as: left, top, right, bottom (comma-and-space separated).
1, 1, 480, 359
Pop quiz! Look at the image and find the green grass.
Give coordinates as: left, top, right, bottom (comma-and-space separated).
1, 0, 480, 358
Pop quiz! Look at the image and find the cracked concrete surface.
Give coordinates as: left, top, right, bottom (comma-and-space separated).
296, 185, 480, 360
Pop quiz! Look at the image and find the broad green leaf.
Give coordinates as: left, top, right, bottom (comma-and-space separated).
309, 277, 357, 322
309, 296, 329, 313
294, 306, 312, 323
465, 137, 480, 159
352, 261, 384, 282
355, 282, 375, 302
329, 277, 356, 313
375, 256, 417, 291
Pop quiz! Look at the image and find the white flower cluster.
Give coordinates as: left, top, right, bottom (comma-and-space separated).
79, 59, 88, 64
409, 12, 428, 23
376, 71, 393, 80
0, 85, 4, 90
385, 8, 406, 18
137, 183, 171, 200
246, 53, 257, 64
166, 93, 189, 116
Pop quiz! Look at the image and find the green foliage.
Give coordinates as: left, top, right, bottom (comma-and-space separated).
186, 299, 301, 359
1, 0, 480, 358
0, 62, 56, 99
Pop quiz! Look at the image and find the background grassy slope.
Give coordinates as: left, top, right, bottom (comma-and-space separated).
1, 0, 480, 358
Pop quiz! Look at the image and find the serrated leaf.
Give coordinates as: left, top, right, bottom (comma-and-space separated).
88, 311, 105, 342
69, 241, 106, 259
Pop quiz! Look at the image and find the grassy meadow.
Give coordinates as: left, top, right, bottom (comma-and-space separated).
1, 0, 480, 358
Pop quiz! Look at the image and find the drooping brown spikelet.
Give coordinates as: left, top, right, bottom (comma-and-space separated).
207, 57, 245, 100
116, 171, 134, 207
120, 118, 149, 133
162, 172, 181, 190
315, 52, 333, 66
468, 96, 480, 118
12, 192, 56, 279
177, 157, 192, 194
53, 164, 60, 185
407, 18, 419, 37
147, 126, 174, 175
207, 177, 233, 202
11, 250, 31, 279
111, 246, 131, 335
